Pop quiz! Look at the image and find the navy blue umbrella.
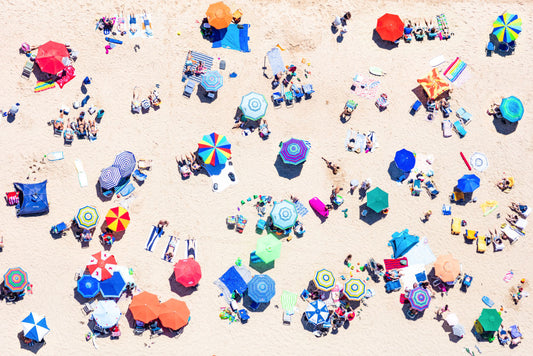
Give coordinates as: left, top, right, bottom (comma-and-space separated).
394, 149, 416, 172
457, 174, 480, 193
77, 275, 100, 298
99, 272, 126, 298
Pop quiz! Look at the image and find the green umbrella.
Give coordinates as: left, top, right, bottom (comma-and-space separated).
477, 308, 502, 332
255, 234, 281, 264
280, 291, 298, 312
366, 187, 389, 213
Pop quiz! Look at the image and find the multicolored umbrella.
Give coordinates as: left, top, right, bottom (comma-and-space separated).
174, 258, 202, 287
394, 149, 416, 172
313, 269, 335, 291
77, 275, 100, 298
22, 313, 50, 342
279, 138, 310, 165
198, 132, 232, 167
200, 70, 223, 92
3, 267, 29, 292
240, 92, 268, 121
35, 41, 69, 74
305, 300, 329, 325
434, 254, 460, 283
99, 166, 121, 190
113, 151, 136, 178
87, 252, 117, 281
75, 206, 99, 229
457, 174, 480, 193
105, 207, 130, 232
158, 298, 190, 330
270, 200, 298, 230
417, 68, 451, 100
255, 234, 282, 264
366, 187, 389, 213
247, 274, 276, 303
206, 1, 232, 30
477, 308, 502, 332
99, 272, 126, 298
129, 291, 161, 323
407, 287, 431, 312
376, 13, 404, 42
343, 279, 367, 301
93, 300, 121, 328
499, 96, 524, 123
493, 13, 522, 43
280, 291, 298, 313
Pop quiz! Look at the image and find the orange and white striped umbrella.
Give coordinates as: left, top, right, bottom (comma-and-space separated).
105, 207, 130, 232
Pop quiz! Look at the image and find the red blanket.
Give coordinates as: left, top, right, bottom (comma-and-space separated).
56, 66, 76, 88
384, 257, 408, 271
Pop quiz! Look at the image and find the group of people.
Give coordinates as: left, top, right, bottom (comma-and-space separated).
232, 117, 271, 139
403, 17, 452, 42
184, 50, 206, 76
97, 9, 152, 37
176, 151, 202, 179
50, 110, 98, 143
131, 86, 161, 113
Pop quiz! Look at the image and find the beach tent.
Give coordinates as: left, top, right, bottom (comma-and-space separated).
206, 1, 232, 30
214, 265, 252, 302
376, 13, 404, 42
270, 200, 298, 230
417, 68, 451, 99
499, 96, 524, 122
129, 292, 161, 323
35, 41, 69, 75
388, 229, 420, 258
493, 13, 522, 43
174, 258, 202, 287
14, 181, 49, 216
247, 274, 276, 304
21, 313, 50, 342
158, 299, 190, 330
366, 187, 389, 213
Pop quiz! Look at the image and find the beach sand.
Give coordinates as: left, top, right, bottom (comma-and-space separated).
1, 0, 532, 354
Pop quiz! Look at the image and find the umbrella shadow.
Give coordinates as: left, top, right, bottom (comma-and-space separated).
492, 116, 518, 135
73, 287, 95, 304
402, 303, 424, 321
242, 294, 270, 312
249, 252, 275, 274
359, 204, 385, 225
274, 155, 304, 180
300, 313, 316, 332
387, 161, 406, 182
32, 64, 57, 83
196, 85, 216, 103
372, 29, 399, 50
168, 274, 196, 297
95, 182, 113, 202
17, 331, 46, 354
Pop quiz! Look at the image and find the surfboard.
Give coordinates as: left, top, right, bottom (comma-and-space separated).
369, 66, 385, 76
430, 55, 445, 67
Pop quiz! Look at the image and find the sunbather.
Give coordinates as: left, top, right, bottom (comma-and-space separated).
195, 61, 206, 75
187, 238, 196, 259
322, 157, 340, 175
425, 18, 437, 33
330, 185, 343, 201
510, 202, 529, 218
176, 155, 192, 177
164, 235, 177, 261
129, 13, 137, 34
132, 86, 142, 113
365, 135, 374, 152
346, 129, 357, 150
259, 120, 271, 138
187, 152, 202, 172
341, 106, 354, 121
149, 89, 161, 107
185, 51, 195, 73
497, 177, 514, 191
142, 10, 152, 35
117, 7, 126, 35
510, 325, 523, 345
88, 119, 98, 137
0, 235, 4, 251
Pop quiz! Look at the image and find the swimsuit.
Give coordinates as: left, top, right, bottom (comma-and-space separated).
130, 15, 136, 24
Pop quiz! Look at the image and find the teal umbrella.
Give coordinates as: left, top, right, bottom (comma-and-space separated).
366, 187, 389, 213
240, 92, 268, 121
270, 200, 298, 230
499, 96, 524, 123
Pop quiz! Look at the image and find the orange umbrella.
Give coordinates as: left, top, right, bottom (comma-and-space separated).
105, 207, 130, 232
434, 254, 461, 282
206, 1, 232, 29
158, 298, 190, 330
129, 291, 161, 323
417, 68, 451, 99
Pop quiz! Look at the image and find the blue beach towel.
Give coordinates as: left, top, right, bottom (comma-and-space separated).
212, 24, 250, 52
145, 226, 164, 251
294, 201, 309, 217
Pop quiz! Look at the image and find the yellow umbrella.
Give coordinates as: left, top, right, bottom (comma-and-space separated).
105, 207, 130, 232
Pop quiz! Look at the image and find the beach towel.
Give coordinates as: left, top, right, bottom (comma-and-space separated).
481, 201, 498, 216
212, 24, 250, 52
141, 13, 153, 38
34, 80, 56, 92
182, 51, 214, 84
353, 133, 366, 153
403, 240, 436, 266
503, 271, 514, 283
203, 162, 238, 193
161, 236, 179, 262
294, 201, 309, 217
352, 76, 379, 100
436, 14, 449, 32
267, 47, 285, 75
56, 66, 76, 88
119, 195, 136, 210
383, 257, 408, 271
145, 225, 164, 251
366, 131, 378, 153
345, 129, 356, 152
184, 239, 198, 260
443, 57, 466, 82
128, 14, 142, 38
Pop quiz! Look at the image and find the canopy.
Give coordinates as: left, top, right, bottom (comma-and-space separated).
93, 300, 121, 328
105, 206, 130, 232
100, 272, 126, 298
159, 298, 190, 330
434, 254, 460, 283
499, 96, 524, 122
452, 324, 466, 338
87, 252, 117, 281
198, 132, 232, 166
75, 206, 99, 229
457, 174, 480, 193
407, 287, 431, 312
206, 1, 232, 30
14, 181, 49, 216
305, 300, 329, 325
366, 187, 389, 213
22, 313, 50, 342
3, 267, 29, 292
201, 70, 223, 92
77, 275, 100, 298
280, 291, 298, 312
314, 269, 335, 291
389, 229, 420, 258
216, 266, 251, 298
394, 149, 416, 172
35, 41, 69, 74
113, 151, 136, 178
417, 68, 451, 100
240, 92, 268, 121
99, 166, 121, 190
247, 274, 276, 303
376, 13, 404, 42
343, 279, 367, 301
174, 258, 202, 287
270, 200, 298, 230
279, 138, 310, 165
477, 308, 502, 332
492, 13, 522, 43
129, 291, 161, 323
255, 234, 282, 264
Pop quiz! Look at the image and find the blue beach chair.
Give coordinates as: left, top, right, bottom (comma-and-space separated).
410, 100, 422, 115
132, 169, 147, 183
385, 280, 401, 293
453, 120, 467, 137
302, 84, 314, 99
272, 92, 283, 106
183, 80, 196, 98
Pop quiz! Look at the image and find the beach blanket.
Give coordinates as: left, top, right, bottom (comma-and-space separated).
436, 14, 449, 32
294, 201, 309, 217
267, 47, 285, 75
141, 13, 153, 38
203, 162, 238, 192
56, 66, 76, 88
145, 225, 164, 251
34, 80, 56, 92
212, 24, 250, 52
182, 51, 214, 84
402, 239, 436, 266
129, 14, 143, 38
384, 257, 408, 271
503, 270, 514, 282
352, 76, 379, 100
443, 57, 466, 82
161, 236, 179, 262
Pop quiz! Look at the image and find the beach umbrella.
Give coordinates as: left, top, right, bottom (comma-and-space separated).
93, 300, 121, 328
394, 149, 416, 172
492, 13, 522, 43
158, 298, 190, 330
366, 187, 389, 213
376, 13, 405, 42
255, 234, 282, 264
305, 300, 329, 325
314, 269, 336, 291
35, 41, 69, 74
452, 324, 466, 338
279, 138, 310, 165
75, 206, 99, 229
270, 200, 298, 230
200, 70, 223, 92
389, 229, 420, 258
198, 132, 232, 167
417, 68, 451, 99
434, 254, 460, 283
499, 96, 524, 123
407, 287, 431, 312
240, 92, 268, 121
470, 152, 489, 172
445, 313, 459, 326
113, 151, 136, 178
77, 275, 100, 298
343, 279, 367, 301
174, 258, 202, 287
247, 274, 276, 303
100, 272, 126, 298
21, 313, 50, 342
3, 267, 29, 293
129, 291, 161, 323
280, 291, 298, 313
477, 308, 502, 332
105, 206, 130, 232
86, 252, 117, 281
206, 1, 232, 30
99, 166, 121, 190
457, 174, 480, 193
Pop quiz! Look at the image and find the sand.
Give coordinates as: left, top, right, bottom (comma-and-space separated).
1, 0, 532, 354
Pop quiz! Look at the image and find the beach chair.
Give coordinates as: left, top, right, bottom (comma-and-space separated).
51, 222, 68, 236
132, 169, 147, 183
137, 159, 152, 171
456, 108, 472, 125
183, 80, 196, 98
236, 215, 247, 233
453, 120, 467, 137
501, 224, 522, 244
64, 131, 74, 145
300, 289, 310, 301
302, 84, 314, 99
284, 91, 294, 107
465, 229, 478, 240
249, 301, 260, 311
5, 191, 20, 206
442, 119, 453, 137
498, 42, 510, 54
427, 32, 438, 40
291, 84, 304, 101
375, 93, 389, 111
206, 91, 216, 100
283, 311, 292, 325
410, 100, 422, 116
271, 92, 283, 106
21, 60, 34, 79
411, 180, 422, 196
385, 280, 401, 293
238, 309, 250, 323
425, 180, 439, 197
477, 235, 487, 252
450, 191, 464, 203
256, 219, 266, 234
442, 204, 451, 215
53, 125, 63, 136
451, 218, 461, 235
486, 42, 495, 56
81, 300, 98, 315
462, 274, 472, 290
226, 216, 236, 229
441, 106, 452, 118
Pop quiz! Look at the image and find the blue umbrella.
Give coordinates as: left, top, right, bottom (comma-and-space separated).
394, 149, 416, 172
270, 200, 298, 230
99, 272, 126, 298
239, 92, 268, 121
388, 229, 420, 258
99, 166, 121, 190
499, 96, 524, 123
457, 174, 480, 193
305, 300, 329, 325
77, 275, 100, 298
200, 70, 223, 92
21, 313, 50, 342
113, 151, 136, 178
247, 274, 276, 303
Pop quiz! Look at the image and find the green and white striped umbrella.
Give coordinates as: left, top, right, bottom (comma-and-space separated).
280, 291, 298, 312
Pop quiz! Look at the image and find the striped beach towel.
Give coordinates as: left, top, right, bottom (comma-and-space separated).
443, 57, 467, 82
34, 80, 56, 92
503, 270, 514, 282
182, 51, 214, 84
145, 225, 164, 252
384, 257, 408, 271
294, 201, 308, 217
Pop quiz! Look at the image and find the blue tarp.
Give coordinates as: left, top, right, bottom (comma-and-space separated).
220, 266, 248, 295
388, 229, 420, 258
14, 181, 49, 216
212, 24, 250, 52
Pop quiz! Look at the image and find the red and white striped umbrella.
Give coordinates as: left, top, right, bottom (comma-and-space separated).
86, 252, 117, 281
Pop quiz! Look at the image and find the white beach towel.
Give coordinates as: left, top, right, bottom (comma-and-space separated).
203, 162, 238, 192
128, 14, 142, 38
141, 13, 153, 38
267, 48, 285, 75
353, 133, 366, 153
161, 236, 179, 262
74, 159, 88, 187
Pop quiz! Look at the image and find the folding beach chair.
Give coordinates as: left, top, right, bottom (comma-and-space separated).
21, 60, 34, 79
453, 120, 467, 137
456, 108, 472, 125
256, 219, 266, 234
272, 92, 283, 106
411, 180, 422, 196
132, 169, 147, 183
51, 222, 68, 236
292, 84, 304, 101
238, 309, 250, 323
81, 300, 98, 315
302, 84, 315, 99
425, 180, 439, 197
442, 119, 453, 137
410, 100, 422, 115
451, 217, 461, 235
183, 80, 196, 98
442, 204, 451, 215
64, 131, 74, 145
284, 91, 294, 107
375, 93, 389, 111
385, 280, 401, 293
486, 42, 495, 56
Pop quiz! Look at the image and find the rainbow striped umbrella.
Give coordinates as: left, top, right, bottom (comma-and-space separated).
493, 13, 522, 43
407, 287, 431, 312
313, 269, 335, 291
4, 267, 29, 292
198, 132, 231, 166
344, 278, 367, 301
105, 207, 130, 232
75, 206, 99, 229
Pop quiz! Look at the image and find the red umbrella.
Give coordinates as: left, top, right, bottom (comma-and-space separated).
174, 259, 202, 287
376, 14, 405, 42
86, 252, 117, 281
35, 41, 69, 74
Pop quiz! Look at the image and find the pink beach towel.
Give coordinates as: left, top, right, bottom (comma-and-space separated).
309, 197, 329, 218
503, 270, 514, 282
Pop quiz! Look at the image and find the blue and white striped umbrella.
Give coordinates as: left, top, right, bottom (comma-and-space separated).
113, 151, 136, 178
22, 313, 50, 342
247, 274, 276, 303
239, 92, 268, 121
305, 300, 329, 325
99, 166, 121, 190
200, 70, 223, 92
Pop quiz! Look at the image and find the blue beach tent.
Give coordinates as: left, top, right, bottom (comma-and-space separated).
14, 181, 49, 216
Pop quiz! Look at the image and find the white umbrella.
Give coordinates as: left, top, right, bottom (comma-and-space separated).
470, 152, 488, 172
445, 313, 459, 326
452, 324, 465, 338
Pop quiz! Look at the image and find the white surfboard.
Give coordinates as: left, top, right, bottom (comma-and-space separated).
430, 55, 445, 67
75, 159, 88, 187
